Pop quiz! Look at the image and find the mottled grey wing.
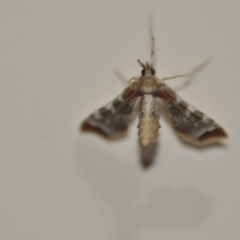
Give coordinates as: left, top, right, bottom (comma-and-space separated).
81, 80, 141, 138
158, 83, 227, 147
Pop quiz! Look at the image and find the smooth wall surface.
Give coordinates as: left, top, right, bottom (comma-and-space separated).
1, 1, 239, 239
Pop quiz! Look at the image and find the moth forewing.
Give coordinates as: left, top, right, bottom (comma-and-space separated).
81, 79, 141, 139
158, 82, 228, 147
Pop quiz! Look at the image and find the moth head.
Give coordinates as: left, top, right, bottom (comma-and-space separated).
137, 59, 156, 76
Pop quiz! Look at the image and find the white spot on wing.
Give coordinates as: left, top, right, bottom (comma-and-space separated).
88, 119, 113, 134
105, 103, 116, 114
196, 125, 216, 138
202, 115, 214, 123
188, 105, 195, 113
118, 95, 124, 102
93, 111, 102, 119
175, 95, 182, 103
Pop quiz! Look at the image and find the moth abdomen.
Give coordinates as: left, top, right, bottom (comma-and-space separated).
138, 94, 160, 147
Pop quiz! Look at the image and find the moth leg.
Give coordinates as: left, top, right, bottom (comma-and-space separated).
128, 77, 139, 83
115, 70, 129, 87
115, 70, 139, 87
159, 58, 210, 81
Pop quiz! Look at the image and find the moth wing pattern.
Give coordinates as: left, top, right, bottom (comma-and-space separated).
158, 83, 228, 147
81, 79, 141, 139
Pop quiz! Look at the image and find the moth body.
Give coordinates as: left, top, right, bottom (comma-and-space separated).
138, 93, 160, 147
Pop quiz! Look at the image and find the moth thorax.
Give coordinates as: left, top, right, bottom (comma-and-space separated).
141, 78, 157, 94
138, 94, 160, 147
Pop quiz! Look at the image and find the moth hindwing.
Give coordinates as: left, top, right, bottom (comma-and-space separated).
81, 20, 227, 150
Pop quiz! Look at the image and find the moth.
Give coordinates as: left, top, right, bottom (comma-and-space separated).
81, 22, 227, 155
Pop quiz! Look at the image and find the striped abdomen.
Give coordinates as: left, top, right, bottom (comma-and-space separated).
138, 94, 160, 147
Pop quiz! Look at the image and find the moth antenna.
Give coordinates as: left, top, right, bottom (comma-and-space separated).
149, 13, 156, 68
137, 59, 145, 69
